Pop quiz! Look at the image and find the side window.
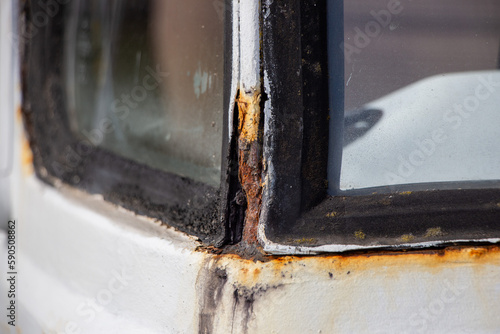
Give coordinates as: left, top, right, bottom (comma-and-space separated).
331, 0, 500, 192
66, 0, 224, 186
22, 0, 229, 245
259, 0, 500, 254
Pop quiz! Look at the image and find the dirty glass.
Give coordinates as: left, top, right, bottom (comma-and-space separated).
65, 0, 224, 187
328, 0, 500, 193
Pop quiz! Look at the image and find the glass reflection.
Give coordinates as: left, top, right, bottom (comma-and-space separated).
329, 0, 500, 193
65, 0, 224, 187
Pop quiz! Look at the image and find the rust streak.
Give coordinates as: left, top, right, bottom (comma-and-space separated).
21, 134, 34, 176
16, 105, 22, 122
199, 246, 500, 288
237, 89, 263, 245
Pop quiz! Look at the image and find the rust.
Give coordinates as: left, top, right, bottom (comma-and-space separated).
198, 244, 500, 269
203, 246, 500, 283
354, 230, 366, 240
424, 227, 444, 238
196, 246, 500, 333
400, 234, 415, 242
21, 134, 34, 176
16, 105, 22, 122
237, 89, 263, 245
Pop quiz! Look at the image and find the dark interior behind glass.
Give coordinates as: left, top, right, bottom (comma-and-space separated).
65, 0, 224, 187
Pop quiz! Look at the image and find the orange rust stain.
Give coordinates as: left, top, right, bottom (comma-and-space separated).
21, 135, 34, 176
237, 89, 263, 245
201, 246, 500, 287
466, 248, 487, 259
16, 105, 22, 122
238, 91, 261, 142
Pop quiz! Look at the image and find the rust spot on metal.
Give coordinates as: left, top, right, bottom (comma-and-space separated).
400, 234, 415, 242
200, 244, 500, 277
237, 89, 263, 245
354, 230, 366, 240
291, 238, 317, 244
467, 248, 487, 259
326, 211, 338, 218
219, 245, 500, 278
238, 90, 261, 142
21, 134, 34, 176
16, 105, 22, 122
424, 227, 444, 238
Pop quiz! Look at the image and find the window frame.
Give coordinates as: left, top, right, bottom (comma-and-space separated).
21, 0, 234, 245
259, 0, 500, 254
